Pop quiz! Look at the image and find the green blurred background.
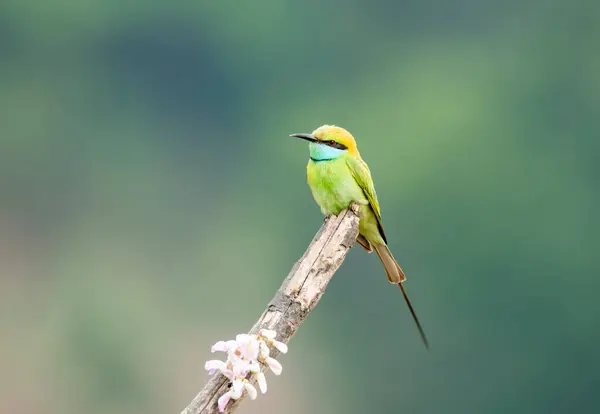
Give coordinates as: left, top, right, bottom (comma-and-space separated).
1, 1, 598, 413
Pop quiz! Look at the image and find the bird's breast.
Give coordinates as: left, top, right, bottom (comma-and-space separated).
306, 157, 366, 215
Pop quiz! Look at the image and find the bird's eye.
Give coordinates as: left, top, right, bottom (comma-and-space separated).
328, 140, 336, 146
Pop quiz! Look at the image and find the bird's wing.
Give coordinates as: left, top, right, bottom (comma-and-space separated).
346, 156, 387, 244
356, 234, 374, 252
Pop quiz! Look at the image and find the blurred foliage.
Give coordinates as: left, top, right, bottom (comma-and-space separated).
1, 1, 599, 414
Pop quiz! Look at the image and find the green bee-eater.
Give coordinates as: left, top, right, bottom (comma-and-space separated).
291, 125, 429, 348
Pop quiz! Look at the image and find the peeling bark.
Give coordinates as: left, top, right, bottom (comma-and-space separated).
180, 205, 360, 414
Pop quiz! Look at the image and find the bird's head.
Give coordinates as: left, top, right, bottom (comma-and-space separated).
290, 125, 359, 161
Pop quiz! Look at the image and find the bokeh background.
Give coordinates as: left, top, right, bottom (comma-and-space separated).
1, 1, 598, 413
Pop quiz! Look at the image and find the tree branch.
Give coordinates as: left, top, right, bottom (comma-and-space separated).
181, 204, 360, 414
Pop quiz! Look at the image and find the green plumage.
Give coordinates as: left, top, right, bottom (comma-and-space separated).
307, 155, 386, 246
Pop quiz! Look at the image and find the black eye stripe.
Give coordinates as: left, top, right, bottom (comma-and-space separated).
324, 140, 347, 150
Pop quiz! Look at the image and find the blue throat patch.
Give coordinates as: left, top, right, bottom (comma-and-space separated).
309, 142, 346, 161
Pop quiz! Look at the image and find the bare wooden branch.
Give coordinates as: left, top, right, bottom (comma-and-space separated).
180, 205, 360, 414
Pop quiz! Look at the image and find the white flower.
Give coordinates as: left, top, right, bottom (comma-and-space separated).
230, 379, 244, 399
271, 340, 288, 354
259, 341, 270, 359
235, 334, 261, 360
246, 361, 261, 374
258, 329, 288, 354
256, 338, 283, 375
259, 329, 277, 339
205, 329, 288, 410
229, 358, 252, 378
256, 372, 267, 394
217, 392, 232, 412
211, 340, 238, 354
264, 357, 282, 375
243, 380, 257, 400
216, 380, 244, 412
204, 360, 227, 375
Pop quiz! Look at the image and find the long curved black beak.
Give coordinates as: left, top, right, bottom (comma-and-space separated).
289, 133, 318, 143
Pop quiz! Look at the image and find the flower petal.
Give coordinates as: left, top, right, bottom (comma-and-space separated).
235, 333, 251, 344
211, 341, 227, 353
272, 340, 288, 354
217, 392, 231, 412
256, 372, 267, 394
265, 357, 282, 375
259, 329, 277, 339
230, 358, 253, 377
235, 334, 261, 360
211, 340, 237, 353
246, 339, 261, 360
247, 361, 261, 373
204, 360, 227, 374
244, 382, 257, 400
230, 380, 244, 399
259, 342, 270, 359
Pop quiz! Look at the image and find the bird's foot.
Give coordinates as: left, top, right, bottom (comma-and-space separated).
349, 201, 361, 214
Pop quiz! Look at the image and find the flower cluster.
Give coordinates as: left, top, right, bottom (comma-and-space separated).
204, 329, 288, 412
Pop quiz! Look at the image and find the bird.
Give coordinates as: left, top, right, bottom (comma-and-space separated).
290, 124, 429, 349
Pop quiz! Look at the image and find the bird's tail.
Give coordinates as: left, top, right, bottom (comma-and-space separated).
374, 244, 406, 283
398, 282, 430, 349
374, 244, 429, 349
